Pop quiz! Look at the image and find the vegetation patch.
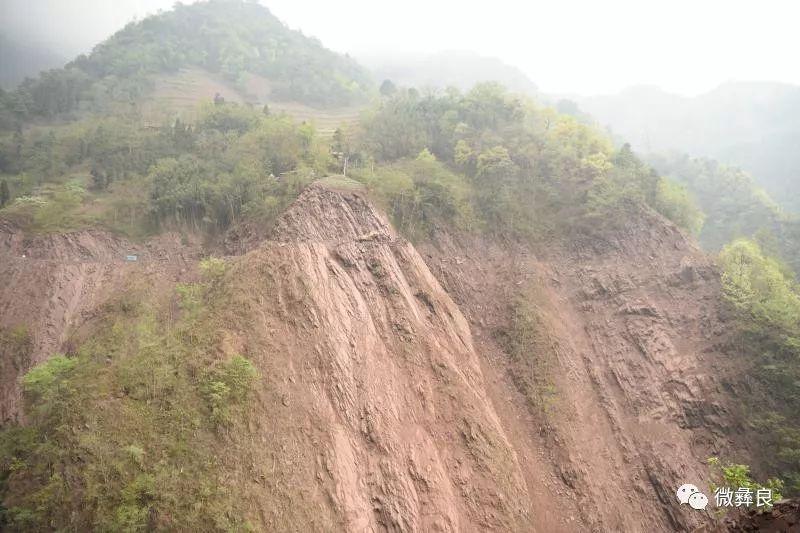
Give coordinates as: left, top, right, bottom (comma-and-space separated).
707, 457, 784, 511
719, 238, 800, 494
0, 326, 32, 374
0, 268, 259, 531
316, 175, 364, 191
350, 85, 698, 242
497, 284, 559, 414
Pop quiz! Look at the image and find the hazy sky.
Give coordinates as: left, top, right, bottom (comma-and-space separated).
1, 0, 798, 96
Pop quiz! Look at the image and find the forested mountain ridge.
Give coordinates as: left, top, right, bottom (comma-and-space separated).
0, 0, 372, 125
580, 82, 800, 213
647, 152, 800, 272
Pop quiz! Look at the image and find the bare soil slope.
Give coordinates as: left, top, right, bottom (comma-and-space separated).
0, 222, 200, 423
1, 183, 753, 531
421, 207, 751, 532
218, 182, 534, 530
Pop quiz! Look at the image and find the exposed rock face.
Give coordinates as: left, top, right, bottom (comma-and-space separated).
421, 206, 751, 532
0, 222, 199, 423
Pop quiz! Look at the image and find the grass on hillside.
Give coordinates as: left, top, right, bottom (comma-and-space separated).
316, 175, 365, 191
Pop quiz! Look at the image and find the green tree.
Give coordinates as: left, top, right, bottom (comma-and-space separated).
719, 239, 800, 493
380, 79, 397, 96
653, 177, 705, 234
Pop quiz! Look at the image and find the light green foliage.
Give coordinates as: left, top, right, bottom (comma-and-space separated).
197, 102, 258, 134
653, 177, 705, 234
316, 175, 364, 191
708, 457, 784, 503
359, 86, 677, 238
1, 179, 88, 232
202, 355, 258, 427
221, 356, 258, 402
0, 277, 256, 530
649, 153, 800, 272
354, 154, 477, 239
719, 239, 800, 493
720, 239, 800, 334
21, 355, 77, 402
200, 257, 228, 283
175, 283, 204, 319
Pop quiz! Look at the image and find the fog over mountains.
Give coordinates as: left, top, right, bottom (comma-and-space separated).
580, 82, 800, 212
359, 50, 539, 95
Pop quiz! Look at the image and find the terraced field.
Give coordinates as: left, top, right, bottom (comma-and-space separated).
269, 101, 364, 139
148, 68, 366, 139
146, 67, 248, 118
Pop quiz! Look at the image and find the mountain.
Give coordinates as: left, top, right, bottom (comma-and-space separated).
0, 35, 65, 90
646, 153, 800, 271
0, 0, 373, 121
361, 50, 538, 95
580, 82, 800, 212
2, 5, 800, 527
0, 180, 751, 531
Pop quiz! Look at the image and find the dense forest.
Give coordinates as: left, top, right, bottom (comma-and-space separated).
0, 82, 704, 246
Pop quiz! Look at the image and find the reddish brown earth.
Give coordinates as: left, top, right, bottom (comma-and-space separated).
419, 205, 752, 532
0, 221, 201, 423
722, 500, 800, 531
0, 182, 758, 531
217, 183, 533, 530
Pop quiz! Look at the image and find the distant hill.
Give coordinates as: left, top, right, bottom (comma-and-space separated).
646, 152, 800, 272
360, 50, 538, 95
0, 0, 373, 122
579, 82, 800, 212
0, 35, 65, 89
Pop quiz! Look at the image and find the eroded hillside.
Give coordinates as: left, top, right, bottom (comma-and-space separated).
422, 205, 752, 531
0, 181, 755, 531
0, 222, 201, 423
216, 181, 533, 530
